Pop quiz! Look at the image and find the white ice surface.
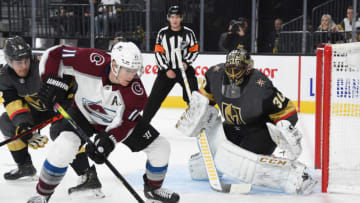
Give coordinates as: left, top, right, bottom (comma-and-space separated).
1, 106, 360, 203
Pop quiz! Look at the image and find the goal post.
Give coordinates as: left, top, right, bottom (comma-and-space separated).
315, 42, 360, 194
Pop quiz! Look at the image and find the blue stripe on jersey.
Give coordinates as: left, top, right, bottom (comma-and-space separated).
43, 159, 68, 176
146, 161, 168, 174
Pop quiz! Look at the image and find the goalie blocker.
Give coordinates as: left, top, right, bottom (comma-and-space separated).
176, 91, 317, 195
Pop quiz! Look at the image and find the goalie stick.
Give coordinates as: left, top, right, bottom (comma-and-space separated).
54, 103, 145, 203
0, 114, 63, 147
175, 49, 252, 194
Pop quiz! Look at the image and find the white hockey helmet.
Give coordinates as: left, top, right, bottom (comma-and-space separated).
110, 41, 143, 77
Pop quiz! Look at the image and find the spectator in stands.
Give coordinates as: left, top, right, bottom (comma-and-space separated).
338, 6, 360, 42
95, 0, 121, 38
221, 17, 251, 52
49, 6, 66, 36
81, 0, 100, 36
265, 18, 283, 53
218, 20, 233, 52
317, 14, 341, 44
318, 14, 338, 32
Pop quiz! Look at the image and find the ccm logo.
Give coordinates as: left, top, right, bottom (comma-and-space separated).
257, 68, 278, 79
259, 157, 287, 166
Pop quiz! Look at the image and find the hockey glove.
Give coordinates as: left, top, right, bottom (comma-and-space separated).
39, 75, 71, 109
85, 132, 116, 164
17, 123, 49, 149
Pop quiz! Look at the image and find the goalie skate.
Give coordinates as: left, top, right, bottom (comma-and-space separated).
4, 163, 38, 181
296, 167, 318, 195
287, 162, 318, 195
68, 166, 105, 199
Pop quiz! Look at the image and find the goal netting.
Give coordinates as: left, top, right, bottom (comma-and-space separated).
315, 42, 360, 194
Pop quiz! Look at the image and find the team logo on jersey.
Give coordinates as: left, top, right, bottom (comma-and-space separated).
90, 53, 105, 66
221, 102, 246, 125
256, 78, 265, 87
82, 98, 116, 123
131, 81, 144, 96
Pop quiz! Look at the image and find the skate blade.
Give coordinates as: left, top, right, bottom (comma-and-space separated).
145, 200, 163, 203
69, 188, 105, 200
5, 174, 38, 182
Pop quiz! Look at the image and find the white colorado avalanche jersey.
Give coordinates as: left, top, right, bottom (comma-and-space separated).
40, 45, 147, 142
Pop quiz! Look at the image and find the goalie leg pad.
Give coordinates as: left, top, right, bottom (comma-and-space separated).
188, 152, 208, 180
214, 139, 317, 194
188, 117, 225, 180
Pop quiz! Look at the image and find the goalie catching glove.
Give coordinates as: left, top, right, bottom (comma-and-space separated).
85, 132, 117, 164
16, 123, 48, 149
176, 91, 219, 137
266, 120, 302, 160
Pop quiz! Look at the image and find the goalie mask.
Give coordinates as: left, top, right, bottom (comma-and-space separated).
224, 49, 253, 86
4, 36, 31, 67
110, 41, 143, 77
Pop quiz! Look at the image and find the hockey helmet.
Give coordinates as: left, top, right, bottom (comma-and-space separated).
4, 36, 31, 66
224, 48, 253, 85
110, 41, 143, 77
167, 5, 182, 18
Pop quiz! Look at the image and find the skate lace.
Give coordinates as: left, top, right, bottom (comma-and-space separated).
153, 188, 172, 199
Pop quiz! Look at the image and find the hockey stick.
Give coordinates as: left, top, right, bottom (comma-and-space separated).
53, 103, 145, 203
175, 48, 252, 194
0, 114, 63, 147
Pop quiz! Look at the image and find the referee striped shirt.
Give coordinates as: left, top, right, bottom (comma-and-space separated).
154, 26, 199, 71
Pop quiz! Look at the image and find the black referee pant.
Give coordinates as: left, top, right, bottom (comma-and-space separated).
142, 66, 199, 124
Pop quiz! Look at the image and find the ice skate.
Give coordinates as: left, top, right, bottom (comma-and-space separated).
3, 163, 37, 181
68, 165, 105, 199
27, 194, 50, 203
144, 184, 180, 203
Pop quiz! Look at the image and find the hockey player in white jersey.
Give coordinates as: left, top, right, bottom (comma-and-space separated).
176, 48, 317, 195
27, 41, 179, 203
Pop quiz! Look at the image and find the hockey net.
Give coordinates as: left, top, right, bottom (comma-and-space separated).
315, 42, 360, 194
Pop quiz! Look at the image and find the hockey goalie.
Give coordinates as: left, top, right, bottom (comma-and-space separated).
176, 48, 317, 195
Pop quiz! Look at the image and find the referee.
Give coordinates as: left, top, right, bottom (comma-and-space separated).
143, 5, 199, 124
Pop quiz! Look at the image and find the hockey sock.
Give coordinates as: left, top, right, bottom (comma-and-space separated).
8, 145, 32, 165
36, 159, 68, 196
144, 161, 168, 189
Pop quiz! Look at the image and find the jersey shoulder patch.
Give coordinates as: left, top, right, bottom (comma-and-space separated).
250, 69, 274, 89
